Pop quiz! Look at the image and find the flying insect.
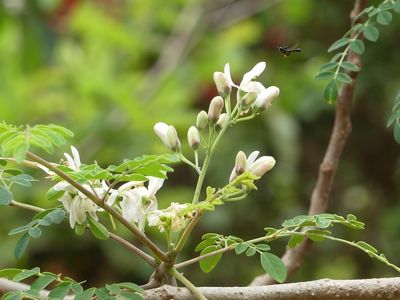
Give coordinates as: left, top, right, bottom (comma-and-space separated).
278, 46, 302, 58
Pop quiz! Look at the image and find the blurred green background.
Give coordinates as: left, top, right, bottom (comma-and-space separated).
0, 0, 399, 288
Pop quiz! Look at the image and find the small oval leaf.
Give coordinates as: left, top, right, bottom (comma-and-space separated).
199, 245, 222, 273
260, 252, 287, 283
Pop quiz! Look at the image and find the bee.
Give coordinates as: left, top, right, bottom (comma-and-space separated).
278, 46, 302, 58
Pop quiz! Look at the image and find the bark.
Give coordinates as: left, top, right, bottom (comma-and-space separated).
2, 277, 400, 300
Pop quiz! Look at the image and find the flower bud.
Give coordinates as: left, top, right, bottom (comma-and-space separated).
216, 113, 228, 130
154, 122, 181, 152
249, 156, 275, 177
208, 96, 224, 124
253, 86, 279, 112
241, 91, 257, 107
187, 126, 200, 150
234, 151, 247, 175
196, 110, 208, 130
166, 125, 181, 152
213, 71, 232, 98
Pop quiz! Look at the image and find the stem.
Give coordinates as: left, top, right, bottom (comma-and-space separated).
10, 200, 44, 213
168, 268, 207, 300
109, 233, 157, 267
26, 151, 170, 263
179, 153, 200, 174
174, 211, 203, 256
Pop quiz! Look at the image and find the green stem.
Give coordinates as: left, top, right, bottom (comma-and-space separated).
26, 151, 170, 263
10, 200, 44, 213
168, 268, 207, 300
179, 153, 200, 174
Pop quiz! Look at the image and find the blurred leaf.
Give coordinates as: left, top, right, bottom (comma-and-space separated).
324, 80, 339, 103
319, 62, 338, 72
28, 227, 42, 239
260, 252, 287, 283
48, 282, 72, 299
195, 237, 218, 252
340, 61, 360, 72
315, 71, 334, 80
363, 25, 379, 42
234, 243, 249, 255
356, 241, 378, 254
12, 268, 40, 281
328, 38, 351, 52
88, 217, 110, 240
336, 72, 352, 84
199, 245, 222, 273
30, 274, 57, 292
0, 186, 13, 205
376, 11, 392, 25
245, 247, 256, 257
288, 234, 305, 248
14, 233, 30, 259
350, 39, 365, 55
75, 288, 96, 300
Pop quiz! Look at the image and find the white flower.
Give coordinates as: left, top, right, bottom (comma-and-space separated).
118, 176, 165, 231
64, 146, 81, 171
229, 151, 276, 182
223, 62, 266, 92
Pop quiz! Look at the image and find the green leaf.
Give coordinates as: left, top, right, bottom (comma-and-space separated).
202, 233, 220, 240
315, 215, 332, 228
46, 188, 65, 202
88, 217, 110, 240
234, 243, 249, 255
14, 233, 30, 259
9, 174, 36, 187
350, 39, 365, 55
356, 241, 378, 254
43, 209, 66, 225
75, 223, 86, 236
0, 269, 22, 279
3, 292, 22, 300
319, 62, 338, 72
106, 284, 121, 294
394, 121, 400, 144
288, 234, 305, 248
324, 80, 339, 103
336, 72, 352, 84
30, 274, 57, 292
255, 244, 271, 251
48, 281, 72, 299
0, 186, 13, 205
115, 282, 144, 294
330, 52, 344, 62
246, 247, 256, 257
74, 288, 96, 300
28, 227, 42, 239
340, 61, 360, 72
195, 237, 218, 252
377, 11, 392, 25
260, 252, 287, 283
95, 287, 114, 300
363, 25, 379, 42
12, 267, 40, 281
13, 141, 29, 164
306, 229, 331, 242
199, 245, 222, 273
328, 38, 351, 52
315, 71, 334, 80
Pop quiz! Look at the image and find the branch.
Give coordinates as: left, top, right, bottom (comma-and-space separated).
143, 277, 400, 300
249, 0, 368, 286
25, 151, 170, 263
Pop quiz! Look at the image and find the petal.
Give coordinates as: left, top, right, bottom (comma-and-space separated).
249, 156, 276, 177
241, 81, 266, 94
59, 193, 73, 212
64, 153, 76, 170
224, 63, 237, 87
246, 151, 260, 168
117, 181, 144, 193
147, 176, 165, 196
154, 122, 170, 146
53, 181, 77, 193
240, 62, 266, 88
70, 146, 81, 169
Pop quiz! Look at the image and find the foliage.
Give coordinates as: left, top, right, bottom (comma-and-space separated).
387, 90, 400, 143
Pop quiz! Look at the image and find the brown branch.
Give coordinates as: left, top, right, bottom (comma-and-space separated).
2, 277, 400, 299
249, 0, 368, 286
144, 277, 400, 300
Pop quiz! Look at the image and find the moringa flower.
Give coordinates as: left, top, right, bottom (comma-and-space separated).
154, 122, 181, 152
229, 151, 276, 182
147, 202, 190, 233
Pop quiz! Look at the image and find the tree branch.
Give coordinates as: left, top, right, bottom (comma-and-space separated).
144, 277, 400, 300
249, 0, 368, 286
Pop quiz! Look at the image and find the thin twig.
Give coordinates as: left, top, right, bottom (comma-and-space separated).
249, 0, 368, 286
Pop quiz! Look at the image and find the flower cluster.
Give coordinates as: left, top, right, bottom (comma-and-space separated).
45, 146, 164, 231
147, 202, 191, 233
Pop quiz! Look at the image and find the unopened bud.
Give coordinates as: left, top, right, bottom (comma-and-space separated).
166, 125, 181, 152
216, 113, 228, 130
213, 72, 232, 98
234, 151, 247, 175
196, 110, 208, 130
208, 96, 224, 124
242, 91, 257, 107
253, 86, 279, 112
187, 126, 200, 150
249, 156, 275, 177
